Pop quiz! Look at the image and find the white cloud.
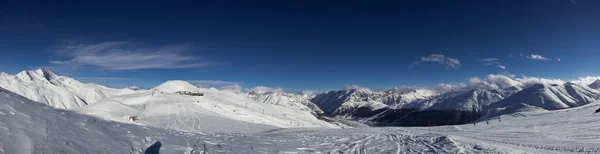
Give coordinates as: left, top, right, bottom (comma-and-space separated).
77, 77, 130, 82
427, 74, 567, 93
477, 58, 505, 70
189, 80, 239, 87
50, 42, 215, 70
410, 54, 461, 69
557, 58, 561, 62
220, 84, 242, 93
344, 84, 366, 90
525, 54, 550, 60
388, 74, 600, 94
571, 76, 600, 85
477, 58, 498, 62
249, 86, 284, 94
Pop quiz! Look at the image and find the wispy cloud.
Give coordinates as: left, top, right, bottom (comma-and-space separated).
557, 58, 561, 62
189, 80, 239, 87
477, 58, 505, 70
50, 42, 216, 70
477, 58, 499, 62
77, 77, 131, 82
525, 54, 550, 61
410, 54, 461, 69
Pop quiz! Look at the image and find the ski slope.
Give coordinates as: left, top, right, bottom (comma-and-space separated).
75, 81, 340, 133
3, 85, 600, 153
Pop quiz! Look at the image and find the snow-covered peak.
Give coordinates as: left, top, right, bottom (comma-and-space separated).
488, 83, 600, 112
15, 68, 59, 82
152, 80, 199, 93
589, 80, 600, 89
0, 69, 136, 109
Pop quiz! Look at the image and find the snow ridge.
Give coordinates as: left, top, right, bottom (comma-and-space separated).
0, 69, 135, 109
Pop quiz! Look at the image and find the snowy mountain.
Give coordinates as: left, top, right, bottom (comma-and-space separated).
486, 83, 600, 116
370, 89, 510, 126
0, 69, 135, 109
310, 88, 438, 117
589, 79, 600, 90
76, 80, 340, 133
311, 88, 388, 116
314, 83, 600, 126
5, 84, 600, 153
245, 91, 324, 114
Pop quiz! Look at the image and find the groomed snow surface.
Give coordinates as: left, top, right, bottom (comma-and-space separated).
3, 84, 600, 153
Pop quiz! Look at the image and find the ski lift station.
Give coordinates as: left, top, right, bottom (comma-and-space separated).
175, 91, 204, 96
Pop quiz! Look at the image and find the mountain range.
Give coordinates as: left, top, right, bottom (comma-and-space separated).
2, 69, 600, 128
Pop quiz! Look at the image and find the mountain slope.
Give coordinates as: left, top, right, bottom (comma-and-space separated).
370, 89, 510, 126
75, 81, 340, 133
0, 69, 135, 109
245, 91, 324, 114
311, 88, 437, 117
489, 83, 600, 111
589, 80, 600, 90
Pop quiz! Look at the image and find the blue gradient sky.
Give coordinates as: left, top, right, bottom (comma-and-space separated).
0, 0, 599, 91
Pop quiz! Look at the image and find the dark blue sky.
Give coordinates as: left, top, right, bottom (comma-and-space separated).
1, 0, 599, 91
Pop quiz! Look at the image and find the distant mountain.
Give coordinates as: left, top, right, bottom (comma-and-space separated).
245, 91, 324, 115
0, 69, 135, 109
312, 83, 600, 126
310, 88, 437, 117
487, 83, 600, 113
370, 89, 510, 126
589, 80, 600, 90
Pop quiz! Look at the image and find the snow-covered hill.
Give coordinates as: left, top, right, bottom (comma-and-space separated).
75, 81, 340, 133
0, 69, 135, 109
152, 80, 200, 93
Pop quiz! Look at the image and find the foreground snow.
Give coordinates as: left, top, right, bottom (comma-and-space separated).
3, 85, 600, 153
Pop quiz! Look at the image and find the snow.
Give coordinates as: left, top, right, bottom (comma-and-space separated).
489, 83, 600, 112
4, 84, 600, 153
151, 80, 200, 93
75, 81, 340, 133
311, 88, 437, 116
245, 91, 324, 114
4, 70, 600, 153
0, 69, 135, 109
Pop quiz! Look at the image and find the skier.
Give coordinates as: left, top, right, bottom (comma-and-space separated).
498, 117, 501, 122
486, 120, 489, 125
